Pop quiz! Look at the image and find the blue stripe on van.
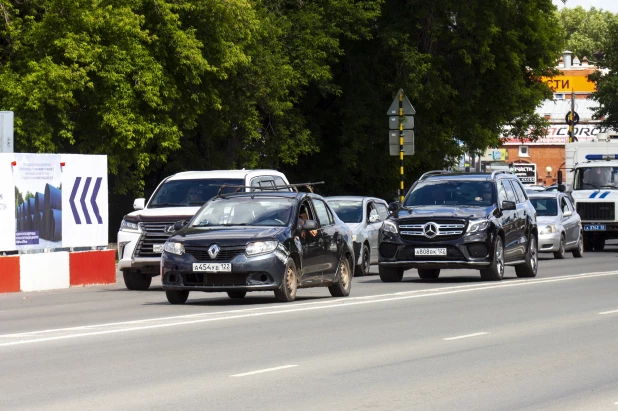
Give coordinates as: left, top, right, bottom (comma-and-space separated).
589, 192, 599, 198
599, 191, 611, 199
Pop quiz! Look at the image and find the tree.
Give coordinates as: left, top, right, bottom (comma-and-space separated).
590, 20, 618, 130
558, 6, 618, 61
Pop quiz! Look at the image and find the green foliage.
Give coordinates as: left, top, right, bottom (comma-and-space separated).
558, 6, 618, 60
590, 20, 618, 130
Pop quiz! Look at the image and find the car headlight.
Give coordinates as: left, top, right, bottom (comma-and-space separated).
246, 241, 278, 256
120, 219, 140, 232
540, 224, 558, 235
467, 219, 490, 234
163, 241, 185, 255
381, 220, 398, 234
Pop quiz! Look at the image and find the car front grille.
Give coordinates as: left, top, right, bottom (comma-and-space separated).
398, 219, 467, 241
184, 246, 246, 262
134, 221, 176, 257
576, 202, 615, 221
181, 273, 247, 287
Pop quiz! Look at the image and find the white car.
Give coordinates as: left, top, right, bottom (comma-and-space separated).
117, 170, 290, 290
325, 196, 389, 276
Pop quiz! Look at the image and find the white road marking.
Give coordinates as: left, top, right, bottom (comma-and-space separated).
599, 309, 618, 315
230, 365, 298, 377
443, 332, 489, 341
1, 270, 617, 348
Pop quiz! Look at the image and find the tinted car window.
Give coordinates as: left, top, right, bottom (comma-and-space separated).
313, 199, 333, 226
327, 200, 363, 223
149, 179, 244, 207
511, 180, 527, 203
404, 180, 494, 207
191, 198, 294, 227
501, 180, 517, 202
376, 203, 389, 220
529, 198, 558, 216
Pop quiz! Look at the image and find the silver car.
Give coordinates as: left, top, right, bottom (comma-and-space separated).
528, 192, 584, 259
325, 196, 389, 275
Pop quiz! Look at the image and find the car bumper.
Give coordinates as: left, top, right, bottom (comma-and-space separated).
378, 230, 494, 270
117, 230, 162, 274
538, 232, 561, 253
161, 249, 288, 292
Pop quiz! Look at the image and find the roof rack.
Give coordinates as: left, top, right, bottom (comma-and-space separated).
491, 170, 512, 179
212, 182, 325, 197
418, 170, 451, 181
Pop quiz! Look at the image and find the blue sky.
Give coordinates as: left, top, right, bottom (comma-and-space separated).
553, 0, 618, 13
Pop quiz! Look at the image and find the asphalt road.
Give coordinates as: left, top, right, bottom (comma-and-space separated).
1, 247, 618, 410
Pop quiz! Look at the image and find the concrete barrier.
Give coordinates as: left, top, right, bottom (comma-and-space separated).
0, 250, 116, 293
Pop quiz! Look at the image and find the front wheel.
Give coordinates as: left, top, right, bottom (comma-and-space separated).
572, 232, 584, 258
417, 269, 440, 279
123, 271, 152, 291
274, 259, 298, 302
166, 290, 189, 305
553, 235, 566, 259
379, 265, 404, 283
480, 236, 504, 281
329, 257, 352, 297
515, 235, 538, 278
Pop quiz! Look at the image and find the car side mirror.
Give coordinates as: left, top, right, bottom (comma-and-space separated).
501, 200, 516, 211
388, 202, 400, 212
133, 198, 145, 210
173, 220, 188, 232
369, 214, 381, 223
302, 220, 318, 230
558, 184, 566, 193
563, 210, 572, 217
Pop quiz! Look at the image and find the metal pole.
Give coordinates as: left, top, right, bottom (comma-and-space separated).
399, 91, 404, 202
569, 89, 574, 143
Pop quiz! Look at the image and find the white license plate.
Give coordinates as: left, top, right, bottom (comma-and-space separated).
415, 248, 447, 256
153, 244, 164, 253
192, 263, 232, 272
584, 225, 606, 231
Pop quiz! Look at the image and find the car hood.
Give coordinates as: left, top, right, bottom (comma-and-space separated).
537, 215, 559, 226
346, 223, 363, 233
125, 206, 201, 222
172, 226, 287, 247
394, 206, 492, 220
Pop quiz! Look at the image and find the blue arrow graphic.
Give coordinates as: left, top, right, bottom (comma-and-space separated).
91, 177, 103, 224
70, 177, 82, 224
81, 177, 92, 224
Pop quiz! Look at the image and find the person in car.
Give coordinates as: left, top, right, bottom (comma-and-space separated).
183, 187, 204, 205
298, 209, 318, 238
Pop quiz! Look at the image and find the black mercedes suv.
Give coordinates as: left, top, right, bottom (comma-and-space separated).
379, 171, 538, 282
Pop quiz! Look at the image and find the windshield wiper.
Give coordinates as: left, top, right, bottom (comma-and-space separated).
581, 183, 600, 190
219, 223, 249, 226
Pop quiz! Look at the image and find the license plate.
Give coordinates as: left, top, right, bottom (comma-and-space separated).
415, 248, 447, 256
192, 263, 232, 272
584, 225, 606, 231
153, 244, 164, 253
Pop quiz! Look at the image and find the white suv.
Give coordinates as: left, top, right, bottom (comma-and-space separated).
117, 169, 290, 290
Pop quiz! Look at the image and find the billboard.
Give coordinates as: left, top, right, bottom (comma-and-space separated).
0, 153, 108, 252
511, 163, 537, 184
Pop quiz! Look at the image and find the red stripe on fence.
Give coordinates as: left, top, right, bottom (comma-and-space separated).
69, 250, 116, 286
0, 256, 20, 293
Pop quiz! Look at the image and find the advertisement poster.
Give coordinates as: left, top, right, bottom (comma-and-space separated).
512, 163, 537, 184
0, 153, 108, 252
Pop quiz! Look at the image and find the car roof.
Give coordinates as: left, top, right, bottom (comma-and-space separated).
527, 192, 561, 199
166, 169, 285, 181
424, 173, 516, 181
211, 191, 310, 201
325, 196, 387, 203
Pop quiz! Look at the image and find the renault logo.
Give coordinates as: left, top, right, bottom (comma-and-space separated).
423, 222, 438, 238
208, 244, 220, 259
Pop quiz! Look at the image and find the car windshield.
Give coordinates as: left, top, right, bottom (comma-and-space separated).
191, 197, 294, 227
149, 179, 244, 208
404, 180, 495, 207
573, 167, 618, 190
327, 200, 363, 223
529, 198, 558, 216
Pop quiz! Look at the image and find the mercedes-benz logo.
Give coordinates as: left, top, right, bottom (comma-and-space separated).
423, 222, 438, 238
208, 244, 220, 259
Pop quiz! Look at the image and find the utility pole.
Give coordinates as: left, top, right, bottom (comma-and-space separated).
387, 89, 415, 202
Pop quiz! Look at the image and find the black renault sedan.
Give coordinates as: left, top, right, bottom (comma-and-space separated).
160, 191, 354, 304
